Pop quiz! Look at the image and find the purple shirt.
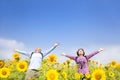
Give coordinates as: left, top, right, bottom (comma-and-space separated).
65, 51, 99, 74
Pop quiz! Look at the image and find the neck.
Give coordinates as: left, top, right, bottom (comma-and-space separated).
35, 51, 40, 53
79, 54, 84, 56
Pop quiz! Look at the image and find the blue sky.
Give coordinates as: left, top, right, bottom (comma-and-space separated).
0, 0, 120, 64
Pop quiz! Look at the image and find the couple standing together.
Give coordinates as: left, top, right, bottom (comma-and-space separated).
14, 42, 104, 80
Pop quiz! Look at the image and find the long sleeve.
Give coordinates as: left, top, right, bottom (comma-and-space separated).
86, 51, 99, 59
42, 46, 57, 57
16, 49, 31, 57
65, 55, 76, 60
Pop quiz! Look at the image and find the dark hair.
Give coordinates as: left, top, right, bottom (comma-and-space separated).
77, 48, 85, 56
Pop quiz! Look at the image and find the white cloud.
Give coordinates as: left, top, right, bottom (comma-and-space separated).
0, 38, 26, 60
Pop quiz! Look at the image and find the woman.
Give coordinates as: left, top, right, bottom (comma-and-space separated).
61, 48, 104, 75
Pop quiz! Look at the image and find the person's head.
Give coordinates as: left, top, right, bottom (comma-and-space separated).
77, 48, 85, 56
35, 48, 41, 53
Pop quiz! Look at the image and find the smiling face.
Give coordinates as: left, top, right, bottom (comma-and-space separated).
35, 48, 41, 53
78, 50, 84, 55
77, 48, 85, 56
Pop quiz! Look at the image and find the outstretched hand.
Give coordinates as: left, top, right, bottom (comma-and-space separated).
14, 49, 17, 52
98, 48, 104, 52
54, 42, 60, 47
61, 53, 66, 56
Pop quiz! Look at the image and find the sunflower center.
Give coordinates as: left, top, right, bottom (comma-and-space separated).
2, 71, 7, 75
110, 73, 112, 75
109, 72, 114, 77
49, 73, 55, 80
13, 53, 19, 59
19, 64, 25, 69
50, 57, 54, 62
112, 62, 116, 65
15, 55, 18, 58
0, 62, 3, 66
62, 74, 65, 77
95, 73, 102, 80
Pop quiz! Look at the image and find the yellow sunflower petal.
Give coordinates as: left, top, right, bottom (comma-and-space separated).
46, 69, 58, 80
16, 61, 28, 72
0, 68, 10, 78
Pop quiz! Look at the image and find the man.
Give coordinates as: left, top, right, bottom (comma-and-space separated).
14, 42, 59, 80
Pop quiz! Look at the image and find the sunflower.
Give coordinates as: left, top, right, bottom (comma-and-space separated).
110, 60, 117, 68
92, 60, 95, 64
85, 73, 90, 79
61, 71, 67, 79
16, 61, 28, 72
56, 69, 61, 73
109, 71, 114, 77
48, 54, 57, 65
62, 62, 66, 67
91, 69, 106, 80
10, 60, 17, 64
66, 59, 71, 64
0, 60, 5, 68
0, 68, 10, 78
46, 69, 58, 80
88, 60, 91, 62
96, 61, 98, 65
13, 53, 20, 61
104, 64, 110, 71
117, 64, 120, 68
75, 72, 80, 79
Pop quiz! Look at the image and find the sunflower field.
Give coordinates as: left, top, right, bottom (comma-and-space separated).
0, 53, 120, 80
